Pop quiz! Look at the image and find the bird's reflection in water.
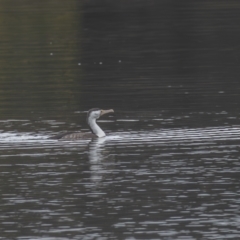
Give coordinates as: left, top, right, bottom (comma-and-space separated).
88, 137, 115, 186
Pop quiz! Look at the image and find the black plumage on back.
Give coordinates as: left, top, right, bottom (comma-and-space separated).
49, 132, 96, 140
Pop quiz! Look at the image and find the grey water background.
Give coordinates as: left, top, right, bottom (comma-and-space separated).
1, 1, 240, 239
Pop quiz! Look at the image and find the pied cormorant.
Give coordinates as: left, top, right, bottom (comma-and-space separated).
50, 108, 114, 140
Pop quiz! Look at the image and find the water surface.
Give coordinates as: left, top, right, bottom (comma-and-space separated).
1, 1, 240, 239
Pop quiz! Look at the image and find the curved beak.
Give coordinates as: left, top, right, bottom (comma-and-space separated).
100, 109, 114, 116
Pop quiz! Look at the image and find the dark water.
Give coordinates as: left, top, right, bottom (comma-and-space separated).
1, 1, 240, 239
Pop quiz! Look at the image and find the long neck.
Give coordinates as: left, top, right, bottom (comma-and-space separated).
88, 118, 106, 138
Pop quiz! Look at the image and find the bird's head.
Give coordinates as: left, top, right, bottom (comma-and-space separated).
87, 108, 114, 124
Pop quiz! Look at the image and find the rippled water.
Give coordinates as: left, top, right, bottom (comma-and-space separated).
1, 111, 240, 239
1, 0, 240, 239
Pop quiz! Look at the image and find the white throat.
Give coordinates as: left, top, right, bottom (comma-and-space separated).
88, 118, 106, 138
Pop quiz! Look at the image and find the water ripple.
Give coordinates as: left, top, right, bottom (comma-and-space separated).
0, 120, 240, 239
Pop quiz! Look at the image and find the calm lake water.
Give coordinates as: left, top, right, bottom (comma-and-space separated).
1, 1, 240, 239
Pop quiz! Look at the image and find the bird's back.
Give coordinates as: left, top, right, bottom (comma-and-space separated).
49, 132, 96, 140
